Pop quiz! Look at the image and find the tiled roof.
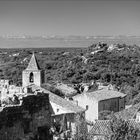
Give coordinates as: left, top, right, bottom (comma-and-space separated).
114, 103, 140, 120
89, 120, 110, 136
27, 84, 85, 114
89, 119, 140, 137
48, 90, 85, 113
26, 53, 40, 70
128, 119, 140, 129
74, 89, 126, 101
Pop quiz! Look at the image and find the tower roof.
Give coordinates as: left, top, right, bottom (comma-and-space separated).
26, 53, 40, 70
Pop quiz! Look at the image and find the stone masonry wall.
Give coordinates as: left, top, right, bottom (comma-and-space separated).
0, 93, 52, 140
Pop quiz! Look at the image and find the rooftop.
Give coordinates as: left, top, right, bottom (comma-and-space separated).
26, 53, 40, 70
27, 84, 85, 114
88, 120, 111, 137
88, 119, 140, 138
74, 89, 126, 101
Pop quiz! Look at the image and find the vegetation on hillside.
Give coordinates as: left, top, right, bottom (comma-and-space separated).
109, 115, 139, 140
1, 43, 140, 104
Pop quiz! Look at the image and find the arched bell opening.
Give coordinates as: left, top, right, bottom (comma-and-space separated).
29, 72, 34, 83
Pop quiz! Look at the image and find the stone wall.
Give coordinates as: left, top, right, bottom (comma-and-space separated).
0, 93, 52, 140
51, 112, 87, 139
74, 112, 88, 140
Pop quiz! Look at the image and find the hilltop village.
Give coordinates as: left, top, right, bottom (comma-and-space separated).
1, 43, 140, 140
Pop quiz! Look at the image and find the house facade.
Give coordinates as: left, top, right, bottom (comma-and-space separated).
73, 89, 126, 122
26, 84, 88, 139
99, 96, 125, 113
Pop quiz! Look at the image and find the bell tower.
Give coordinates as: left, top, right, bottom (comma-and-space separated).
22, 53, 45, 87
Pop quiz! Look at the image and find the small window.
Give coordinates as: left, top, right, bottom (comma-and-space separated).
86, 105, 88, 110
57, 109, 59, 112
120, 107, 124, 111
29, 72, 34, 83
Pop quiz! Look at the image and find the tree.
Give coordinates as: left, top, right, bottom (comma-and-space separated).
109, 115, 139, 140
98, 110, 112, 120
83, 72, 95, 82
70, 73, 83, 84
131, 94, 140, 105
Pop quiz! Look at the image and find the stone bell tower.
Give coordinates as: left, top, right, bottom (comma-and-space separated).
22, 53, 45, 87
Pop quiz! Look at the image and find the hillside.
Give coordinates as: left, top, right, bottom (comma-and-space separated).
1, 42, 140, 104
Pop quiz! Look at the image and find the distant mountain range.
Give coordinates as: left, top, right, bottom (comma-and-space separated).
0, 35, 140, 48
0, 35, 140, 39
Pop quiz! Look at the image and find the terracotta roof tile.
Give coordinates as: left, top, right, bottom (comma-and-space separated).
89, 119, 140, 137
89, 120, 110, 136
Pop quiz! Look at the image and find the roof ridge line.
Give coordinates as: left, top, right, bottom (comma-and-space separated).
131, 103, 140, 119
26, 53, 40, 70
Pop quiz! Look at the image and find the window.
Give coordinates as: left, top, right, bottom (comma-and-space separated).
86, 105, 88, 110
29, 72, 34, 83
120, 107, 124, 111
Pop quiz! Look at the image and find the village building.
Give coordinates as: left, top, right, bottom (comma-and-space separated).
22, 53, 45, 87
0, 53, 88, 140
21, 53, 88, 139
73, 88, 126, 122
0, 79, 9, 88
88, 103, 140, 140
0, 92, 53, 140
0, 79, 23, 103
26, 84, 87, 139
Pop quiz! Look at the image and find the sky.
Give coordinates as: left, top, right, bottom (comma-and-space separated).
0, 0, 140, 36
